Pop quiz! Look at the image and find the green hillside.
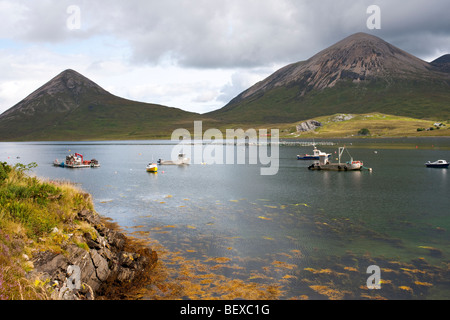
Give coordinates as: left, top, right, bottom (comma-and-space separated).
277, 113, 450, 138
209, 79, 450, 125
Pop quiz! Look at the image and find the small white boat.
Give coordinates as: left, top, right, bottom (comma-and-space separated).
425, 160, 449, 168
146, 163, 158, 173
158, 153, 190, 165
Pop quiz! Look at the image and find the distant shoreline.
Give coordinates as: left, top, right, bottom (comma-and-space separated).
1, 134, 449, 143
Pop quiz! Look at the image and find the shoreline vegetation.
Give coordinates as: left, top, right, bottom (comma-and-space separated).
0, 162, 157, 300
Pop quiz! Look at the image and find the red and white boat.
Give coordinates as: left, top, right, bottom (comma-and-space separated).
54, 153, 100, 168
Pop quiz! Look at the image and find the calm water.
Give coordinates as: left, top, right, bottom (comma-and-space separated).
1, 138, 449, 299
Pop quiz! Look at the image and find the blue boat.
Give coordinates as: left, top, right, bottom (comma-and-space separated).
425, 160, 449, 168
53, 160, 65, 167
297, 146, 331, 160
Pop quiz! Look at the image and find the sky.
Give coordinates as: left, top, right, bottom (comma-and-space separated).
0, 0, 449, 115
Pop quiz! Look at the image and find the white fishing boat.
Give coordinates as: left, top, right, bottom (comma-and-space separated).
158, 153, 190, 165
308, 147, 365, 171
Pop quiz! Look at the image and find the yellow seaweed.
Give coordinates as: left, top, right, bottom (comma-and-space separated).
309, 285, 346, 300
344, 267, 358, 272
414, 281, 433, 287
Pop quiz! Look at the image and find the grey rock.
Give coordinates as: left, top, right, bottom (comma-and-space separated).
296, 120, 322, 132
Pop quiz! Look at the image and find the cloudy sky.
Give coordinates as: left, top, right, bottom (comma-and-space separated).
0, 0, 449, 115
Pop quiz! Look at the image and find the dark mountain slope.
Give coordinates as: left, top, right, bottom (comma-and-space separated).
431, 54, 450, 73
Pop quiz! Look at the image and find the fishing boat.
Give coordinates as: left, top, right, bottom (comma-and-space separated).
425, 160, 449, 168
308, 147, 365, 171
54, 153, 100, 168
146, 163, 158, 173
297, 146, 331, 160
158, 153, 190, 165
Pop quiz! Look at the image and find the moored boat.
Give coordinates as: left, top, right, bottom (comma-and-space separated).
146, 163, 158, 173
53, 160, 65, 167
297, 146, 331, 160
158, 153, 190, 165
308, 147, 365, 171
54, 153, 100, 168
425, 160, 449, 168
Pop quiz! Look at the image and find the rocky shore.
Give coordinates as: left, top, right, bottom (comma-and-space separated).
26, 209, 158, 300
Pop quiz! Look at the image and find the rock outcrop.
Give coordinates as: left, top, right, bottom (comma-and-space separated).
296, 120, 322, 133
27, 209, 157, 300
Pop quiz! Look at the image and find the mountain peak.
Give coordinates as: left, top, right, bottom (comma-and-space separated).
36, 69, 108, 97
0, 69, 197, 141
234, 32, 433, 100
1, 69, 110, 119
210, 32, 450, 123
301, 32, 431, 86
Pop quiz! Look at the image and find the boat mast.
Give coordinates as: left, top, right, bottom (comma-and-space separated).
338, 147, 344, 163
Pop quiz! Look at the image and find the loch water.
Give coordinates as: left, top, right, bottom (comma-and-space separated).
1, 138, 449, 299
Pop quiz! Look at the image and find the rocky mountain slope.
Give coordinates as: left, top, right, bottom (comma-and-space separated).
208, 32, 450, 124
0, 69, 199, 141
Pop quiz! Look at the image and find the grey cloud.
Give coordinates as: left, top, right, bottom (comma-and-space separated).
100, 0, 450, 67
4, 0, 450, 67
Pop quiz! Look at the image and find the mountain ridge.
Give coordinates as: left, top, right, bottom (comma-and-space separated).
209, 32, 450, 123
1, 69, 110, 120
1, 32, 449, 141
0, 69, 201, 141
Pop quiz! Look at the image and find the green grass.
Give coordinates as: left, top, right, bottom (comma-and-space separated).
278, 113, 450, 138
0, 162, 96, 299
0, 90, 205, 141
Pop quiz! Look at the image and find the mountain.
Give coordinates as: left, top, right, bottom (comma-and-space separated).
208, 32, 450, 124
431, 54, 450, 73
0, 69, 199, 141
1, 33, 449, 142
